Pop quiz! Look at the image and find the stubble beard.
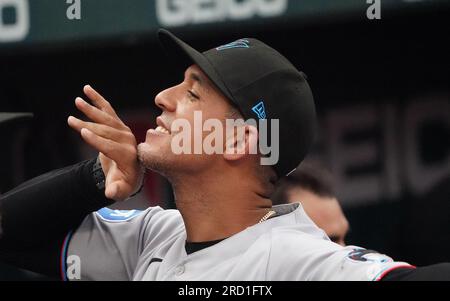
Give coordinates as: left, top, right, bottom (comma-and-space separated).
137, 143, 176, 179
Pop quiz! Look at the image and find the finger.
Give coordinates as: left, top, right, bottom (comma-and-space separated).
75, 97, 126, 130
83, 85, 119, 118
80, 128, 136, 164
68, 116, 135, 144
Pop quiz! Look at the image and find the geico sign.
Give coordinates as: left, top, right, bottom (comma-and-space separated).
0, 0, 29, 42
156, 0, 288, 27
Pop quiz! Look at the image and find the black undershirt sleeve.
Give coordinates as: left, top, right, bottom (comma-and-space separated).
382, 264, 450, 281
0, 159, 114, 278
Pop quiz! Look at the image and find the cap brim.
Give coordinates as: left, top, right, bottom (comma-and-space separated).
157, 29, 234, 103
0, 113, 33, 125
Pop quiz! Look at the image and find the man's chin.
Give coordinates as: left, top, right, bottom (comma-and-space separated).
137, 143, 154, 165
137, 143, 170, 174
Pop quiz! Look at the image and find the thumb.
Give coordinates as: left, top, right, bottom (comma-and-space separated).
105, 181, 131, 202
105, 183, 119, 200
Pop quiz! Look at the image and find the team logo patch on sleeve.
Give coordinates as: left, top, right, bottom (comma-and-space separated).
347, 249, 393, 264
96, 208, 143, 222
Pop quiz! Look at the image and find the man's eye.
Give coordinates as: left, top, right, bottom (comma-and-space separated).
188, 90, 199, 100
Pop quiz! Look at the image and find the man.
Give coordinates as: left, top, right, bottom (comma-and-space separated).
272, 163, 349, 246
0, 30, 448, 281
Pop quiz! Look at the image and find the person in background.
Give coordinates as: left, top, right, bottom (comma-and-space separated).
271, 161, 349, 246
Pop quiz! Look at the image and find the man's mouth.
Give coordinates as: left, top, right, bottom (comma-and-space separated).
152, 116, 171, 135
154, 126, 170, 135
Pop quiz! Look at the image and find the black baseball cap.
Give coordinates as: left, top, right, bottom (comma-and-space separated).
157, 29, 316, 178
0, 113, 33, 126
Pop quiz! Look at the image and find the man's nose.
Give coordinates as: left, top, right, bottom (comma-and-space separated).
155, 86, 177, 112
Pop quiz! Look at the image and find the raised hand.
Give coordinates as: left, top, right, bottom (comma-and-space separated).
68, 85, 144, 201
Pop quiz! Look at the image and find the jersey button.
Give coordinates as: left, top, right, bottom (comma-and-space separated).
175, 265, 185, 276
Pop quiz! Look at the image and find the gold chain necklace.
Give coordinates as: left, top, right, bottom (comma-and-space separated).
259, 210, 277, 224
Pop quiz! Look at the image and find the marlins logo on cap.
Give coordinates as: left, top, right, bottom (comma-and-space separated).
216, 39, 251, 51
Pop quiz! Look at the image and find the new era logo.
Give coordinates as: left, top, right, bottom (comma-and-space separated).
252, 101, 267, 120
216, 39, 250, 51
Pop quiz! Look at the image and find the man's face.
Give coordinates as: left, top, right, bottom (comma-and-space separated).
288, 188, 349, 246
138, 65, 232, 177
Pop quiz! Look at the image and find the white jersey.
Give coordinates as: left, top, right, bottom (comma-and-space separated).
65, 203, 412, 281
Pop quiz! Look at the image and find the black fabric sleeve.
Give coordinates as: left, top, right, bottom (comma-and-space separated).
382, 263, 450, 281
0, 159, 114, 278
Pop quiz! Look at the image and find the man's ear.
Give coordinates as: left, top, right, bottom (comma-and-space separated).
224, 125, 259, 161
